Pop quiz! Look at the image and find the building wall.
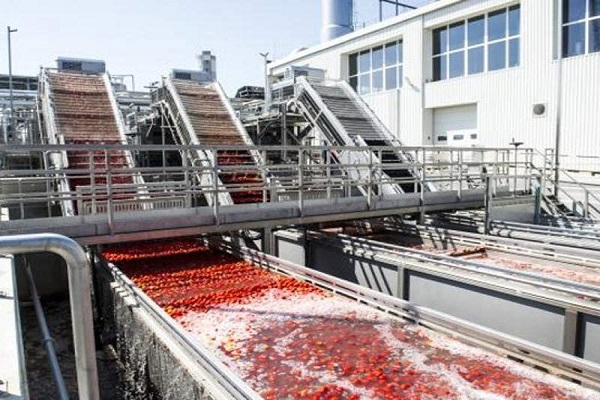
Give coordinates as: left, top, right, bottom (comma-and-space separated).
270, 0, 600, 171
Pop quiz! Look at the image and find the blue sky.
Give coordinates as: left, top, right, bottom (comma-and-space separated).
1, 0, 430, 95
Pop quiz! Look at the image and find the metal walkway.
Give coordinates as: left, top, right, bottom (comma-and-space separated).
0, 144, 533, 244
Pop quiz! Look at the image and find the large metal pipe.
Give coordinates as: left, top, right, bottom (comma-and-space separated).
0, 233, 99, 400
321, 0, 353, 42
24, 264, 69, 400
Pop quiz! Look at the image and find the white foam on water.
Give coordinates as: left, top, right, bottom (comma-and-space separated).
176, 287, 600, 399
280, 359, 376, 399
376, 324, 509, 400
422, 324, 600, 399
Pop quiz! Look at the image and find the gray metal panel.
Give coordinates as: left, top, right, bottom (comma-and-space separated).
580, 314, 600, 363
275, 236, 306, 266
310, 242, 358, 285
310, 241, 398, 296
407, 270, 565, 350
354, 258, 397, 297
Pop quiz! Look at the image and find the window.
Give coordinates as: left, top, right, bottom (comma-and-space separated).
562, 0, 600, 56
349, 40, 403, 94
432, 4, 521, 81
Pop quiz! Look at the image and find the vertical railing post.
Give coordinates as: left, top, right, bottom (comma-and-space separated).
526, 149, 532, 193
326, 147, 331, 199
534, 178, 541, 224
90, 150, 97, 214
421, 148, 427, 194
367, 149, 373, 209
584, 190, 590, 219
105, 149, 114, 234
513, 147, 518, 196
458, 150, 463, 198
262, 149, 268, 203
43, 151, 52, 217
182, 154, 191, 207
213, 151, 219, 224
298, 149, 304, 214
484, 176, 492, 235
378, 148, 383, 196
414, 149, 419, 193
449, 149, 454, 191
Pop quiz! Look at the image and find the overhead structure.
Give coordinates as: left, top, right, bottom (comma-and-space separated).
158, 77, 266, 205
294, 76, 427, 194
39, 69, 145, 216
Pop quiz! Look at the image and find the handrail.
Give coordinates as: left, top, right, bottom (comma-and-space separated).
1, 144, 534, 223
531, 148, 599, 220
0, 234, 99, 400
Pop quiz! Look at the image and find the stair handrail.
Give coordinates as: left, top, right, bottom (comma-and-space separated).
532, 148, 599, 220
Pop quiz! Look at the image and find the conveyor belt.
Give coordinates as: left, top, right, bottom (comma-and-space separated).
161, 78, 265, 205
99, 239, 600, 398
41, 71, 143, 215
294, 77, 426, 195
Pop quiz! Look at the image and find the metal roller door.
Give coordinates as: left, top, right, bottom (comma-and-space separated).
433, 104, 477, 145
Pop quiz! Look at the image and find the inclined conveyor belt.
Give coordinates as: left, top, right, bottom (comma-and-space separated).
97, 238, 600, 399
41, 71, 142, 215
294, 77, 424, 195
161, 78, 265, 205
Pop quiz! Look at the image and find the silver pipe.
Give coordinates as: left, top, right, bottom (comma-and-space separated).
7, 26, 18, 143
0, 233, 99, 400
24, 263, 69, 400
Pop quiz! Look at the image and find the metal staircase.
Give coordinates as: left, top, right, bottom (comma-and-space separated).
294, 77, 429, 195
532, 149, 600, 223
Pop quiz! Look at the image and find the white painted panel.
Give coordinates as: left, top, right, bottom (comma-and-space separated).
270, 0, 600, 171
433, 104, 477, 144
362, 90, 400, 138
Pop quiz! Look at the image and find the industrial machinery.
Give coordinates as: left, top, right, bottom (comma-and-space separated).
2, 52, 600, 400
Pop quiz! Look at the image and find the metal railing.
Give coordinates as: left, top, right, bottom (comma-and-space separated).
0, 233, 99, 400
531, 149, 600, 220
0, 144, 534, 222
24, 263, 69, 400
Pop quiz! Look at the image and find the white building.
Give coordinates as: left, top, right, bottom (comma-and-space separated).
269, 0, 600, 172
